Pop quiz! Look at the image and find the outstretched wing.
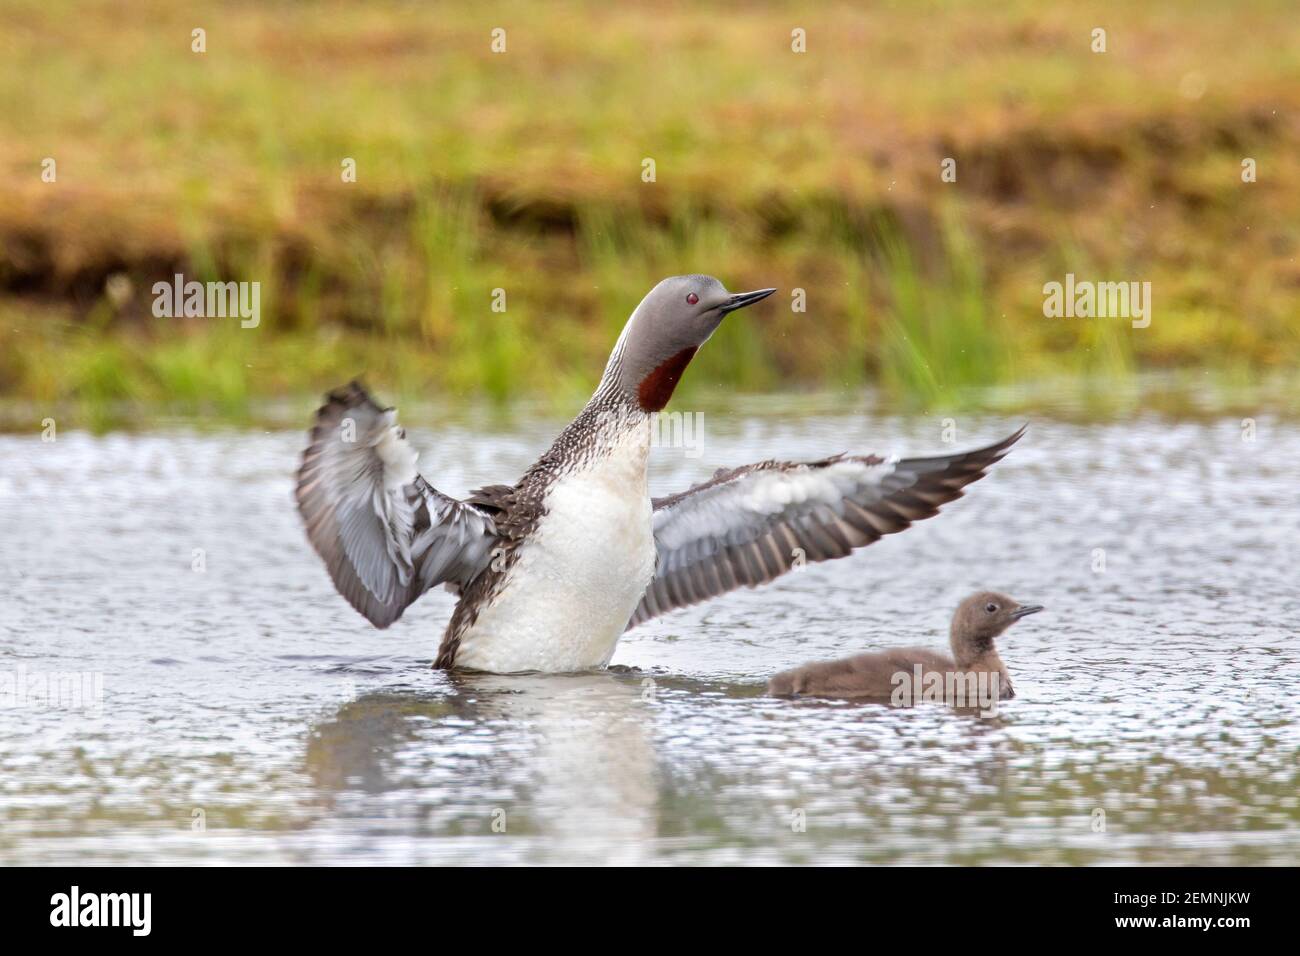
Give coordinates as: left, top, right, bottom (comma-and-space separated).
627, 427, 1025, 629
295, 381, 499, 628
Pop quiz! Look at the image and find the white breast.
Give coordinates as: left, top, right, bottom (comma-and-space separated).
454, 422, 656, 673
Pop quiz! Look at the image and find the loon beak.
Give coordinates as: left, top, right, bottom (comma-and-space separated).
1010, 604, 1044, 620
719, 287, 777, 315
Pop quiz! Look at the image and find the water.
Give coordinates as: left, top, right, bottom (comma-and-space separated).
2, 399, 1298, 864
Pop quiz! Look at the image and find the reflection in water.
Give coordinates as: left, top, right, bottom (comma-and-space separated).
2, 404, 1299, 863
305, 672, 657, 864
470, 673, 657, 865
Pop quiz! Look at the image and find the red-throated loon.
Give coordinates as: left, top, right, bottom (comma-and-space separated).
295, 275, 1025, 674
767, 591, 1044, 700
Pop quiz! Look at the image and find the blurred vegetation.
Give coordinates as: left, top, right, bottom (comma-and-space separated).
1, 0, 1298, 428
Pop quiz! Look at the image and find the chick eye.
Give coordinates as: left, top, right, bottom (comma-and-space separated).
686, 293, 699, 305
985, 603, 998, 613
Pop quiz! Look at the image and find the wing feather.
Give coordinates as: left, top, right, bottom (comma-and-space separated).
627, 427, 1025, 629
295, 381, 499, 628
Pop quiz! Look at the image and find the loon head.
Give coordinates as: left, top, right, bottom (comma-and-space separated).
600, 275, 776, 412
950, 591, 1044, 664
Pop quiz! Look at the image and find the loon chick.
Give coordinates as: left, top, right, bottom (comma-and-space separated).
295, 275, 1025, 674
767, 591, 1043, 700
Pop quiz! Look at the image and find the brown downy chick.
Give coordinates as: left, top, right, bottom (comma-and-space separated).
767, 591, 1043, 702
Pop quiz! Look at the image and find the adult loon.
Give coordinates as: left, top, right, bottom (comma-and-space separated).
295, 275, 1024, 673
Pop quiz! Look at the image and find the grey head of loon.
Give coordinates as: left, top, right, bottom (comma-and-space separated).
600, 275, 776, 412
950, 591, 1044, 665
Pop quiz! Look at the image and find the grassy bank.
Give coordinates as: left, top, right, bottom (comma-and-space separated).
2, 0, 1299, 427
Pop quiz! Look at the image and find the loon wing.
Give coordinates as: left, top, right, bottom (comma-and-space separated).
296, 381, 499, 628
626, 427, 1025, 630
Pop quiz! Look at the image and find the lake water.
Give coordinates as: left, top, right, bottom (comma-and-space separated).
2, 397, 1297, 864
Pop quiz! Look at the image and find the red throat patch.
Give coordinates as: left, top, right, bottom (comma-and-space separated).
637, 347, 697, 412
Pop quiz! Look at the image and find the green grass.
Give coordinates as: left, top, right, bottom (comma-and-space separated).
2, 0, 1300, 429
872, 210, 1011, 406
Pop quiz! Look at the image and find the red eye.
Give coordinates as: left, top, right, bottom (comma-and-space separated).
686, 293, 699, 305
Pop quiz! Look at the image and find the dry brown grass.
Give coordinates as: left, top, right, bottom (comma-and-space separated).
1, 0, 1298, 423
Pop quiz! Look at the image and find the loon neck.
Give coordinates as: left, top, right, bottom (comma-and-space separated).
528, 386, 651, 478
595, 308, 698, 413
953, 638, 1005, 671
